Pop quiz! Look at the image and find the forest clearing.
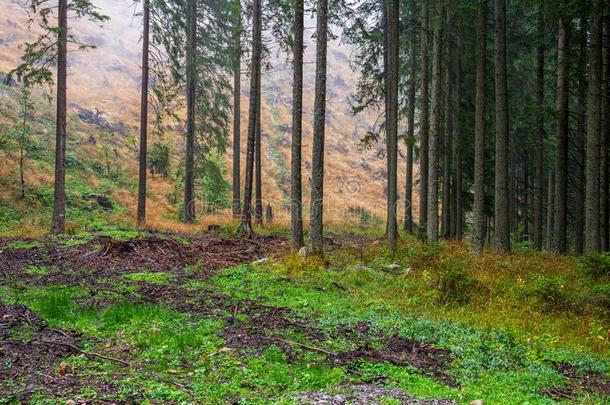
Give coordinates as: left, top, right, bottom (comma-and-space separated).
1, 228, 610, 403
1, 0, 610, 403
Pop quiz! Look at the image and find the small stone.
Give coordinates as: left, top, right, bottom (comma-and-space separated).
56, 362, 71, 377
65, 400, 76, 405
252, 258, 267, 265
470, 400, 483, 405
385, 264, 401, 270
298, 246, 310, 257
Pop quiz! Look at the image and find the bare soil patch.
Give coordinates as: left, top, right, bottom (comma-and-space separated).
329, 336, 457, 387
543, 362, 610, 400
0, 233, 285, 288
0, 302, 127, 402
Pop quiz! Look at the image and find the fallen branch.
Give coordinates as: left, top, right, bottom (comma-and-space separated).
275, 337, 336, 356
40, 339, 131, 367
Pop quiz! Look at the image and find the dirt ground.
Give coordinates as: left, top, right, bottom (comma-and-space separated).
1, 232, 609, 403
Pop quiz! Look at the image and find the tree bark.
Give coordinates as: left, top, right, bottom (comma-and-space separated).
547, 170, 555, 250
427, 0, 443, 242
533, 6, 545, 251
575, 19, 588, 255
309, 0, 328, 254
184, 0, 197, 223
232, 5, 241, 219
137, 0, 150, 227
494, 0, 510, 252
239, 0, 262, 237
418, 0, 430, 235
255, 79, 263, 226
553, 11, 570, 253
441, 9, 452, 239
404, 0, 417, 234
585, 0, 603, 253
452, 55, 463, 240
601, 19, 609, 251
52, 0, 68, 234
290, 0, 304, 249
472, 0, 487, 252
386, 0, 399, 253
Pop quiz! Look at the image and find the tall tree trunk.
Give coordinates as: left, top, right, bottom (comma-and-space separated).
19, 141, 25, 199
575, 19, 588, 255
494, 0, 510, 252
255, 80, 263, 226
427, 0, 443, 242
601, 19, 609, 251
137, 0, 150, 227
184, 0, 197, 223
52, 0, 68, 234
232, 5, 241, 219
418, 0, 430, 235
547, 170, 555, 250
453, 55, 463, 240
585, 0, 603, 253
386, 0, 399, 253
404, 0, 417, 234
472, 0, 487, 252
309, 0, 328, 254
290, 0, 304, 248
533, 6, 545, 250
239, 0, 262, 237
441, 10, 452, 239
553, 12, 570, 253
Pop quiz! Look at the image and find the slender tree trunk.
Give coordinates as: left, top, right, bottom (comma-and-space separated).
585, 0, 603, 253
521, 149, 531, 237
310, 0, 328, 254
232, 5, 241, 219
472, 0, 487, 252
533, 6, 545, 250
239, 0, 261, 237
427, 0, 443, 242
386, 0, 399, 253
553, 12, 570, 253
137, 0, 150, 227
255, 79, 263, 226
52, 0, 68, 234
575, 19, 588, 255
404, 0, 417, 234
494, 0, 510, 252
19, 141, 25, 199
601, 19, 609, 251
453, 56, 463, 240
419, 0, 430, 235
184, 0, 197, 223
290, 0, 304, 249
547, 170, 555, 250
441, 10, 452, 239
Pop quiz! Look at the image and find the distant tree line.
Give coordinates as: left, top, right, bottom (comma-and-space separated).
7, 0, 610, 257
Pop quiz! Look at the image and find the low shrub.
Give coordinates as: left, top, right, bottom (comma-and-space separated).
584, 285, 610, 310
436, 256, 478, 305
524, 275, 572, 311
577, 252, 610, 278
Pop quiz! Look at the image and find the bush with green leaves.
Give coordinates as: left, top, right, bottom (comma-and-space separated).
577, 252, 610, 278
436, 256, 478, 305
524, 275, 573, 311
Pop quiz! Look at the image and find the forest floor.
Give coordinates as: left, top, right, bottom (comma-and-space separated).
1, 228, 609, 404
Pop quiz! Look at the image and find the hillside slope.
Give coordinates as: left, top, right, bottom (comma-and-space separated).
0, 0, 415, 233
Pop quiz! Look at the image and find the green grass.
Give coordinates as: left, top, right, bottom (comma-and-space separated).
122, 272, 173, 285
1, 233, 610, 404
5, 240, 43, 250
23, 265, 51, 276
